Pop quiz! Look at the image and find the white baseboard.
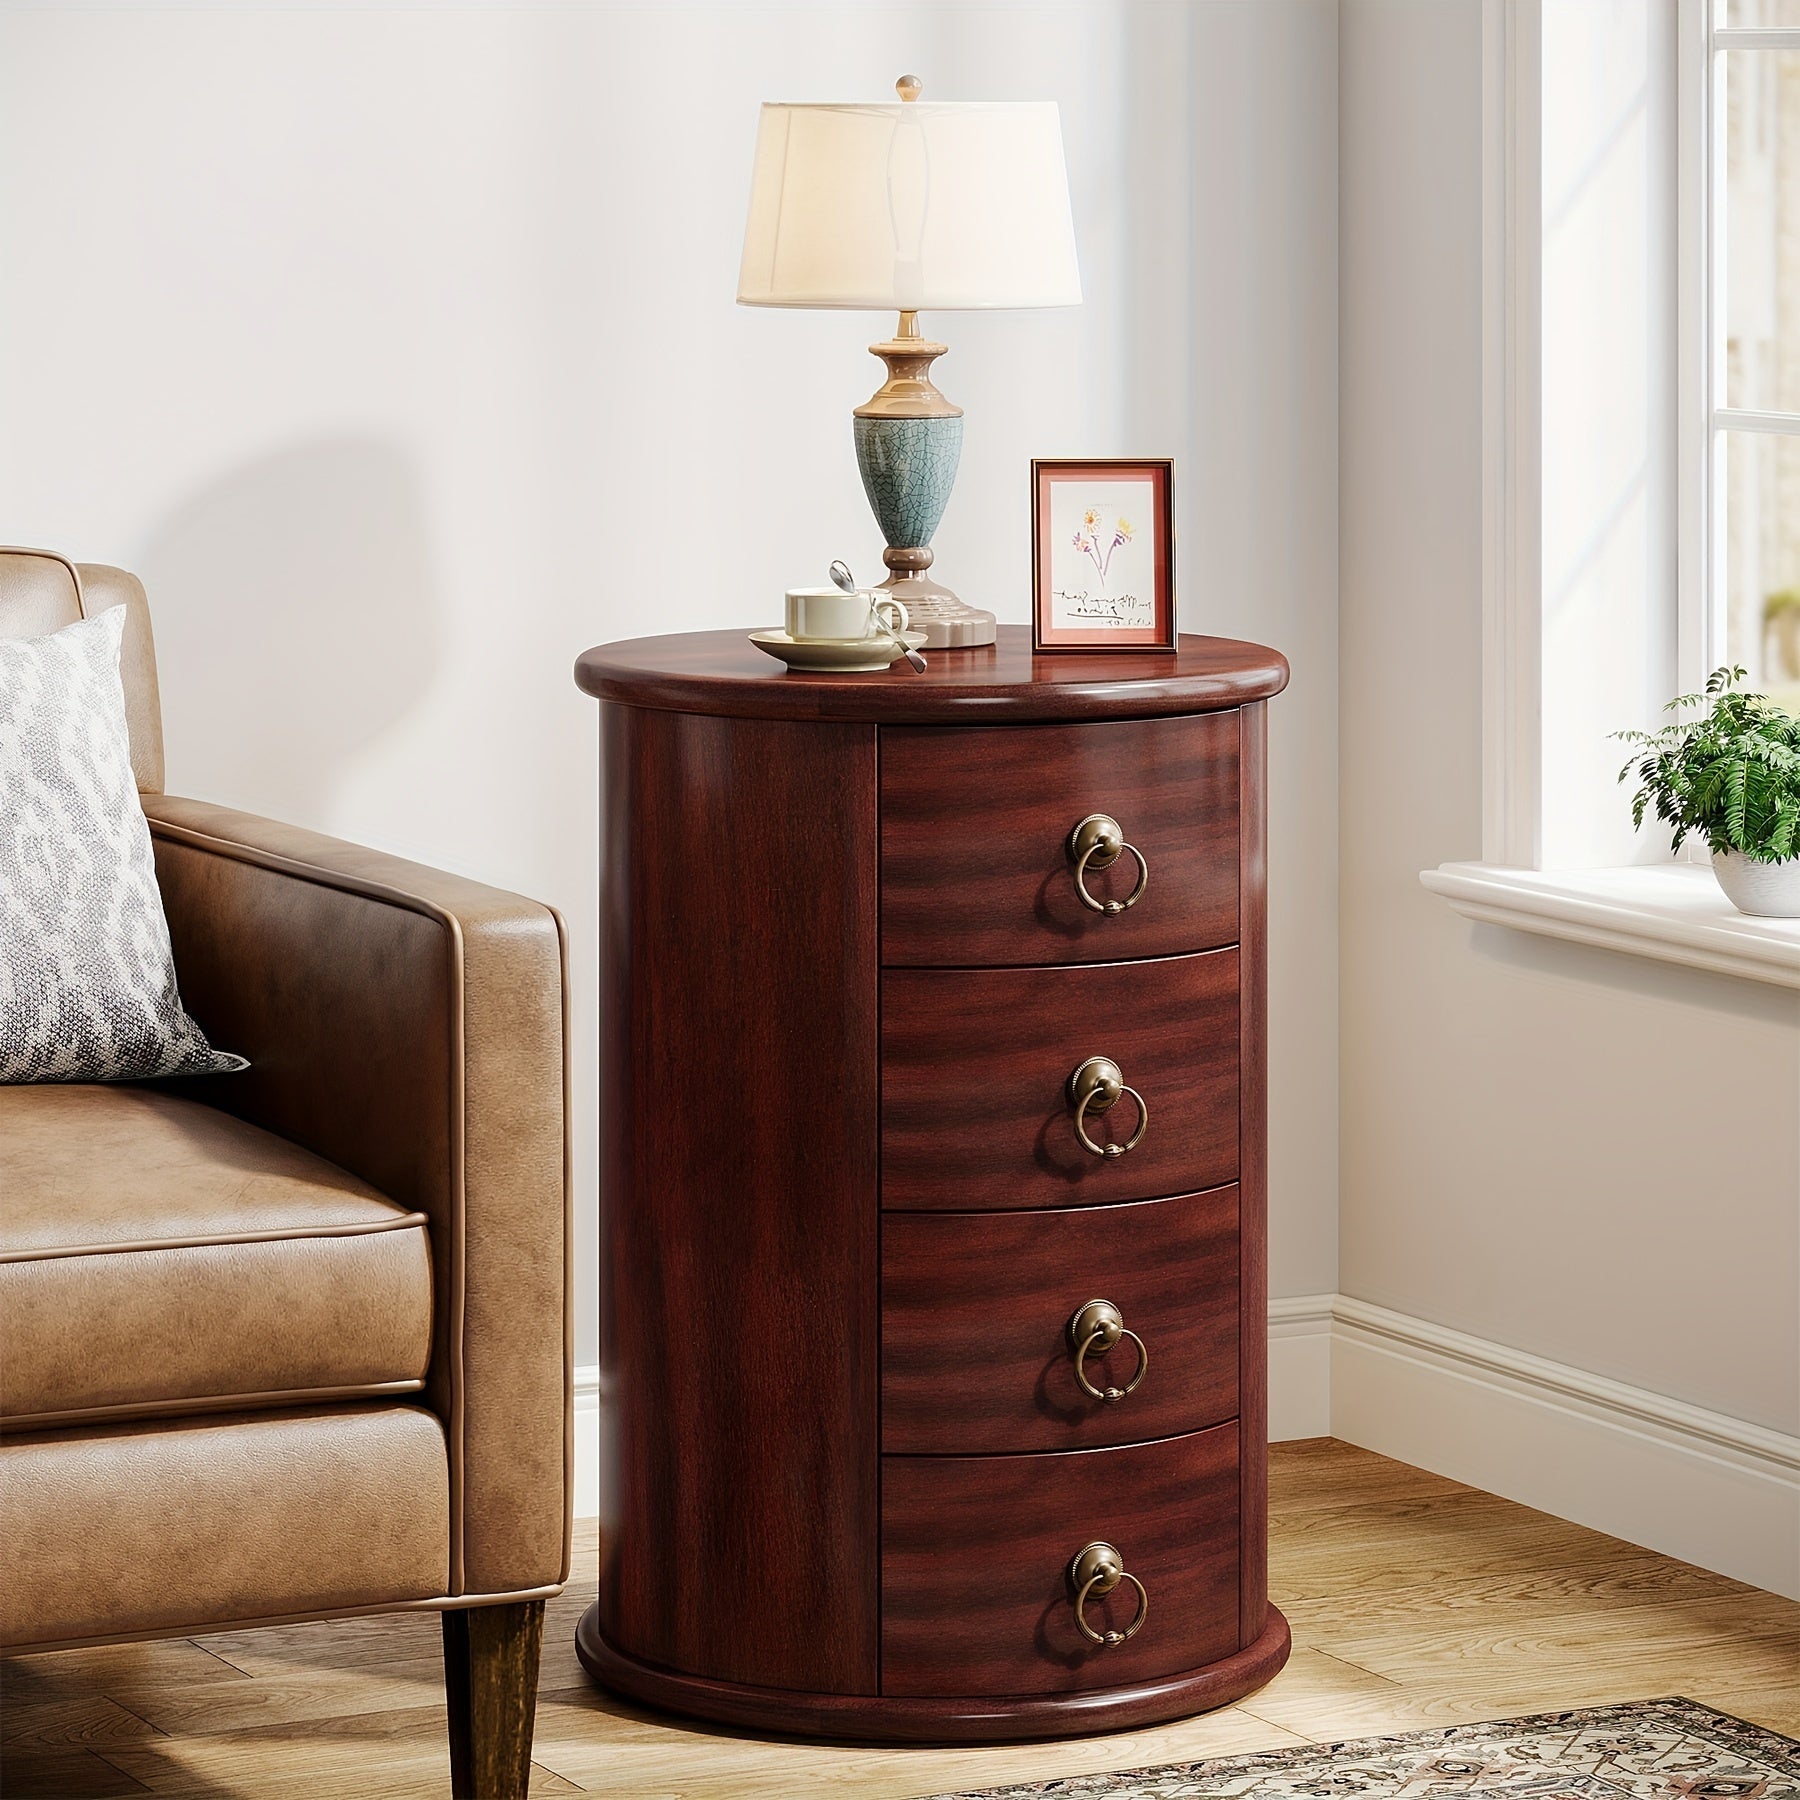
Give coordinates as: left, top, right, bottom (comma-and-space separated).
573, 1296, 1800, 1599
1327, 1294, 1800, 1599
1268, 1293, 1334, 1440
574, 1367, 599, 1522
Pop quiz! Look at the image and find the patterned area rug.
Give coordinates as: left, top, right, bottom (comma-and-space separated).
925, 1699, 1800, 1799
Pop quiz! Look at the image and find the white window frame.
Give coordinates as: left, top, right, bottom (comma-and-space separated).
1676, 0, 1715, 703
1424, 0, 1800, 987
1692, 4, 1800, 690
1481, 0, 1544, 871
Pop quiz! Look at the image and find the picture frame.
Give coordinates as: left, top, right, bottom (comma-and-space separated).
1031, 458, 1176, 653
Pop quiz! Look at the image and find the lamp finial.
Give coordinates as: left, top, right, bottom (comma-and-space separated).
895, 74, 922, 102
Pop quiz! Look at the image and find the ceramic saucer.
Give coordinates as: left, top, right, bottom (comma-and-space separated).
748, 628, 928, 673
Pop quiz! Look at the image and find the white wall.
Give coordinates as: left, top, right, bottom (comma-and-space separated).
1340, 0, 1798, 1478
0, 0, 1340, 1365
8, 0, 1791, 1590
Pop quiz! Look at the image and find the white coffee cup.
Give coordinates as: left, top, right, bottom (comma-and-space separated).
785, 586, 910, 643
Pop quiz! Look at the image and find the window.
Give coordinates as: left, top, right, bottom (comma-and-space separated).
1703, 3, 1800, 703
1423, 0, 1800, 983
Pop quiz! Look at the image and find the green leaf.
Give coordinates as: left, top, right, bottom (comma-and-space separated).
1612, 667, 1800, 861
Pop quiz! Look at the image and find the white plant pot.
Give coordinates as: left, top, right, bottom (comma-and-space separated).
1711, 849, 1800, 917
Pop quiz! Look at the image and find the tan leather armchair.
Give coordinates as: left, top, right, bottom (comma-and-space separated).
0, 548, 570, 1798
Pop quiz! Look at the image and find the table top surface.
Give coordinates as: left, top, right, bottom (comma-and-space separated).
575, 626, 1288, 724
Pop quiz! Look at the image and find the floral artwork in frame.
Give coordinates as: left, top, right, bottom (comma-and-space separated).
1032, 458, 1176, 653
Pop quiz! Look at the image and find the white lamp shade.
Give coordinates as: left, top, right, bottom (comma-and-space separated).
737, 100, 1082, 311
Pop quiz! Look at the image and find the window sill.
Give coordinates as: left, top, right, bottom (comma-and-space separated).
1419, 861, 1800, 989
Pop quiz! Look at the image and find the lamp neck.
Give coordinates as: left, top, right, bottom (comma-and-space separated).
854, 310, 963, 421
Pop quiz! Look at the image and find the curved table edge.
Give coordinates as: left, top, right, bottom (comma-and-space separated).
575, 1601, 1291, 1745
574, 634, 1291, 724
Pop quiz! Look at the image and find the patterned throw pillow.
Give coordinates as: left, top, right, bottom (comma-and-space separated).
0, 606, 244, 1082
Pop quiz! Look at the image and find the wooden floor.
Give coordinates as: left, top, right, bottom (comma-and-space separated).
3, 1440, 1795, 1798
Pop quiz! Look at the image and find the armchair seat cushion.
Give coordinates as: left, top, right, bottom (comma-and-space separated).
0, 1085, 433, 1430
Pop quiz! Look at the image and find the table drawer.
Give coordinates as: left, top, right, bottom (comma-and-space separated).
882, 1189, 1239, 1454
881, 1424, 1241, 1697
881, 951, 1239, 1210
879, 715, 1240, 968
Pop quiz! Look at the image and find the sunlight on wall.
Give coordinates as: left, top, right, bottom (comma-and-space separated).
0, 0, 1341, 1361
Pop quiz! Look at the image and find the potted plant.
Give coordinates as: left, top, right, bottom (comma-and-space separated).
1617, 666, 1800, 917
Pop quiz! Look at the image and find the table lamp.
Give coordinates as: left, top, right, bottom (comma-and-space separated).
737, 76, 1082, 649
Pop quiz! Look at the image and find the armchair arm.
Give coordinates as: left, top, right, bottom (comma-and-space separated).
142, 794, 571, 1599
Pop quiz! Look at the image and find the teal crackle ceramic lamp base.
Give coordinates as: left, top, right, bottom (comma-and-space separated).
736, 75, 1082, 651
851, 315, 985, 646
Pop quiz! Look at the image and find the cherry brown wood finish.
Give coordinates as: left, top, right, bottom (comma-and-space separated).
881, 952, 1240, 1211
591, 704, 879, 1695
880, 716, 1239, 967
573, 1607, 1292, 1745
1237, 703, 1269, 1651
880, 1189, 1240, 1454
574, 630, 1285, 1742
881, 1424, 1242, 1698
575, 627, 1288, 724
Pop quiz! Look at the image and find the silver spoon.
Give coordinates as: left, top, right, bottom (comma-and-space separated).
829, 560, 925, 671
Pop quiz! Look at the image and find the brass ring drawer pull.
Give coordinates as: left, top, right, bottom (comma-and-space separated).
1067, 1056, 1149, 1159
1067, 814, 1149, 915
1068, 1541, 1149, 1647
1066, 1298, 1149, 1404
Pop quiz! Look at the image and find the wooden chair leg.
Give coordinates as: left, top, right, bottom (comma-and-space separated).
443, 1599, 545, 1799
